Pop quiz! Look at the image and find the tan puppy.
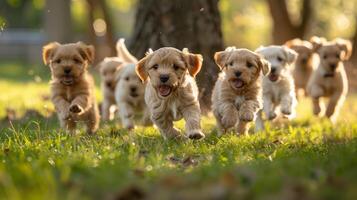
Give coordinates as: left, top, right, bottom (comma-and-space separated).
115, 63, 150, 129
307, 37, 352, 123
212, 47, 270, 135
98, 57, 123, 121
255, 45, 298, 131
136, 47, 205, 140
285, 38, 315, 96
43, 42, 100, 134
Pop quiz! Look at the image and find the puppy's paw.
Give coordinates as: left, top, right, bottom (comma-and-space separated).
187, 130, 205, 140
69, 104, 83, 114
267, 112, 277, 120
164, 127, 182, 140
222, 115, 238, 129
239, 111, 255, 122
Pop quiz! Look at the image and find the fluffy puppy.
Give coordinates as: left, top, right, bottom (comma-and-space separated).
115, 63, 150, 129
42, 42, 100, 134
136, 47, 205, 140
255, 46, 298, 131
212, 47, 270, 135
98, 57, 123, 121
307, 37, 352, 123
285, 38, 316, 96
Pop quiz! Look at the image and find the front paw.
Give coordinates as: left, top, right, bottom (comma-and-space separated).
222, 115, 238, 129
187, 130, 205, 140
239, 111, 255, 122
69, 104, 83, 114
267, 111, 277, 120
163, 127, 182, 140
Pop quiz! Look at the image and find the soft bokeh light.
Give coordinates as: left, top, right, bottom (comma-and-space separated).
93, 18, 107, 36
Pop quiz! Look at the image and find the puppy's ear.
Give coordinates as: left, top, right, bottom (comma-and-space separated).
257, 57, 271, 76
284, 38, 302, 48
136, 57, 149, 82
284, 46, 298, 64
335, 38, 352, 60
214, 51, 230, 70
77, 42, 95, 64
310, 36, 326, 52
42, 42, 60, 65
183, 50, 203, 77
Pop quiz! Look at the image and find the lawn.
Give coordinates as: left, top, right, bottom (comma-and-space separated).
0, 61, 357, 199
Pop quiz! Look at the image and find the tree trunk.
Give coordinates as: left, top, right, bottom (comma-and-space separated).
267, 0, 312, 44
44, 0, 72, 42
130, 0, 224, 113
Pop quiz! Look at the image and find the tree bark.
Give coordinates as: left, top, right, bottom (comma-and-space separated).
267, 0, 312, 44
129, 0, 224, 113
44, 0, 72, 42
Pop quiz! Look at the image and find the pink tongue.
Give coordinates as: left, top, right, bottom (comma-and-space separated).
269, 74, 278, 82
233, 80, 244, 88
158, 85, 171, 96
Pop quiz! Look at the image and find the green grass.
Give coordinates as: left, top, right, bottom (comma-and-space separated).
0, 61, 357, 199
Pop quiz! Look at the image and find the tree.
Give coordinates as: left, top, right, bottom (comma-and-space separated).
266, 0, 313, 44
129, 0, 224, 113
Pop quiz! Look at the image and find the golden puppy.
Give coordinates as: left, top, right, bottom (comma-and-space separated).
307, 37, 352, 123
136, 47, 205, 140
285, 38, 316, 96
115, 63, 150, 129
255, 45, 298, 131
43, 42, 100, 134
212, 47, 270, 135
98, 57, 123, 121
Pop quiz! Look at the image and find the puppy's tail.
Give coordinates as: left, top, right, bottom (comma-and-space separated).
116, 38, 138, 63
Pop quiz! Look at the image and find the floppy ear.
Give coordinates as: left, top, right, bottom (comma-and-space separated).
77, 42, 95, 64
42, 42, 60, 65
284, 38, 302, 48
136, 57, 149, 82
335, 38, 352, 60
310, 36, 326, 52
284, 46, 298, 64
214, 51, 230, 70
257, 57, 271, 76
183, 52, 203, 77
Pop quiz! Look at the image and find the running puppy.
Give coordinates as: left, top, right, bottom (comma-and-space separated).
255, 45, 298, 131
307, 37, 351, 123
212, 47, 270, 135
42, 42, 100, 134
136, 47, 205, 140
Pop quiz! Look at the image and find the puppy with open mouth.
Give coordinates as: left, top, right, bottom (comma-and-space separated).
42, 42, 100, 134
136, 47, 205, 140
255, 45, 298, 131
212, 47, 271, 135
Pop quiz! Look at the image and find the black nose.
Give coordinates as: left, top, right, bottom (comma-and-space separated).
64, 68, 71, 74
159, 74, 170, 83
235, 71, 242, 78
106, 82, 112, 87
271, 68, 276, 74
330, 64, 337, 70
130, 87, 137, 92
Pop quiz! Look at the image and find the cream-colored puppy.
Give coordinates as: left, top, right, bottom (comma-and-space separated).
212, 47, 270, 135
115, 63, 149, 129
307, 37, 352, 123
255, 45, 298, 131
136, 47, 205, 140
98, 57, 123, 121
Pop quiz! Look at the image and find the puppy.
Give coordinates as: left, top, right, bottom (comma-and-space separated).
255, 46, 298, 131
307, 37, 352, 123
115, 63, 150, 129
42, 42, 100, 134
212, 47, 270, 135
285, 38, 315, 96
98, 57, 123, 121
136, 47, 205, 140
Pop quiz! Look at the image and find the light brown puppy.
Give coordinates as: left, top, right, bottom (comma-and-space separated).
212, 47, 270, 135
285, 38, 316, 96
136, 47, 205, 140
43, 42, 100, 134
98, 57, 123, 121
307, 37, 352, 123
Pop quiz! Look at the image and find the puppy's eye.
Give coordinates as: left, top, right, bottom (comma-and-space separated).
226, 61, 234, 67
246, 61, 254, 68
151, 64, 158, 70
73, 58, 81, 64
173, 64, 180, 70
125, 77, 129, 81
323, 54, 328, 59
54, 59, 61, 64
277, 56, 283, 62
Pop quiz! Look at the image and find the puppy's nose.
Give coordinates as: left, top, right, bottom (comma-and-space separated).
235, 71, 242, 78
106, 82, 112, 87
130, 87, 137, 92
64, 68, 71, 74
271, 67, 277, 74
330, 64, 337, 70
159, 74, 170, 83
